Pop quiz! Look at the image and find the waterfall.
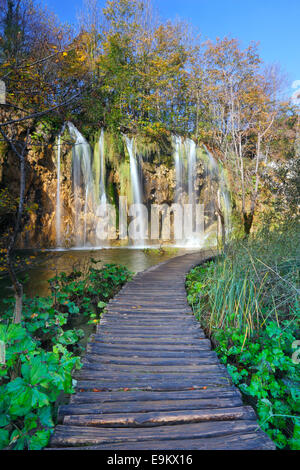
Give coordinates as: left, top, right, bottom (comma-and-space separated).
67, 122, 93, 246
171, 138, 232, 247
99, 129, 107, 206
173, 136, 184, 202
172, 136, 202, 246
125, 136, 146, 244
173, 136, 198, 205
186, 138, 197, 206
125, 137, 142, 207
53, 125, 231, 249
185, 138, 200, 246
203, 144, 219, 176
55, 133, 62, 246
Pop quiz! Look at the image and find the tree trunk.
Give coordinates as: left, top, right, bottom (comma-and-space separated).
1, 129, 28, 324
215, 197, 226, 248
243, 212, 254, 237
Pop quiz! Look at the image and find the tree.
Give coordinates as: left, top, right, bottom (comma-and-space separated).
197, 38, 281, 235
0, 0, 80, 323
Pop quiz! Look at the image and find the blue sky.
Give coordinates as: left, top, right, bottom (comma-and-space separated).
45, 0, 300, 92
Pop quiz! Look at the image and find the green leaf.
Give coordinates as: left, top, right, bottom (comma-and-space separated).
28, 429, 50, 450
0, 429, 9, 450
97, 301, 107, 309
38, 406, 53, 428
9, 387, 33, 416
9, 429, 25, 450
24, 412, 38, 431
31, 388, 49, 408
0, 413, 10, 427
21, 357, 50, 386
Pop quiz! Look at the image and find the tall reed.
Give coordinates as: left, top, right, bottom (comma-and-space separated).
190, 222, 300, 336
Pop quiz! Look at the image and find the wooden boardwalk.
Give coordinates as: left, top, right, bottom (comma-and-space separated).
50, 251, 275, 450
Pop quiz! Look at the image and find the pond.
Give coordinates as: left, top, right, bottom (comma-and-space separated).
0, 248, 196, 299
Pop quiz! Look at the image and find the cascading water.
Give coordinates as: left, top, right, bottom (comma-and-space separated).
55, 132, 62, 246
99, 129, 107, 206
173, 136, 184, 202
125, 136, 146, 244
186, 138, 197, 206
54, 126, 231, 249
171, 138, 232, 247
67, 122, 93, 246
125, 137, 142, 207
185, 138, 199, 245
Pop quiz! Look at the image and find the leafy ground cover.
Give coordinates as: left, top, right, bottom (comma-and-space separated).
186, 225, 300, 449
0, 260, 132, 449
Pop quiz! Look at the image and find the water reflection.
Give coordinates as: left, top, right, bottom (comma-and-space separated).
1, 248, 195, 299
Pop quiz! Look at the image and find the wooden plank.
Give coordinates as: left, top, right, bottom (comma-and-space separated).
100, 319, 195, 325
86, 345, 211, 356
100, 315, 196, 322
98, 323, 202, 331
93, 332, 206, 341
60, 397, 243, 417
81, 362, 223, 373
49, 433, 275, 450
70, 388, 241, 404
63, 407, 256, 428
110, 299, 188, 303
88, 341, 210, 350
98, 325, 203, 333
93, 331, 205, 339
83, 353, 220, 366
75, 377, 231, 392
50, 420, 260, 447
104, 308, 193, 313
125, 286, 180, 290
102, 319, 195, 324
116, 284, 185, 287
98, 327, 200, 334
109, 298, 188, 304
76, 369, 228, 382
101, 314, 194, 320
91, 336, 209, 346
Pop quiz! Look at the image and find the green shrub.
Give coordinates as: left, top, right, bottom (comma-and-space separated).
0, 324, 80, 450
0, 261, 132, 449
213, 322, 300, 449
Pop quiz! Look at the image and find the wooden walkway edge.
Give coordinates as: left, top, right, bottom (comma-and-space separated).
49, 250, 275, 450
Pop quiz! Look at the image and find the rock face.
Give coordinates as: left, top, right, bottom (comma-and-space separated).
1, 138, 57, 248
142, 162, 176, 205
0, 126, 223, 249
0, 127, 74, 248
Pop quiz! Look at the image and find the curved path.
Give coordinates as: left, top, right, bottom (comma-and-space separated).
50, 250, 275, 450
